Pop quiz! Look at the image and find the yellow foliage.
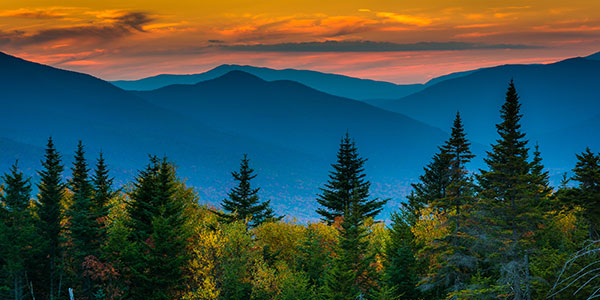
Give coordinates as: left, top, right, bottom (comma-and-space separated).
411, 206, 450, 245
253, 219, 306, 266
183, 206, 225, 300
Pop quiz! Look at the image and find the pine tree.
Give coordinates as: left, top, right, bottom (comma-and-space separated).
438, 112, 475, 228
124, 157, 190, 300
317, 133, 388, 224
404, 150, 451, 221
383, 210, 420, 300
299, 226, 331, 289
0, 162, 36, 300
424, 112, 477, 295
68, 141, 97, 299
35, 137, 66, 300
477, 80, 544, 300
571, 148, 600, 239
220, 154, 279, 228
323, 201, 374, 300
91, 151, 115, 246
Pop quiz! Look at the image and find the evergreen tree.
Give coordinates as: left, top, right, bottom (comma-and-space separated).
91, 151, 115, 246
571, 148, 600, 239
438, 112, 475, 227
477, 80, 544, 300
299, 226, 331, 289
35, 137, 66, 300
68, 141, 97, 299
323, 201, 374, 300
0, 162, 36, 300
220, 154, 278, 228
383, 210, 420, 300
124, 157, 190, 300
317, 133, 388, 224
404, 150, 451, 221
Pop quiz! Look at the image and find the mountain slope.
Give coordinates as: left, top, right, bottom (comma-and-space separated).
0, 52, 449, 220
380, 56, 600, 178
0, 52, 332, 218
587, 51, 600, 60
111, 64, 424, 100
134, 71, 448, 167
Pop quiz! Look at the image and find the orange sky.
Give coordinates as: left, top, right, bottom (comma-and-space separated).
1, 0, 600, 83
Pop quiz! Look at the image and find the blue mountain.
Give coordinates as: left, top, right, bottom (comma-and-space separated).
0, 51, 448, 220
380, 56, 600, 180
111, 64, 424, 100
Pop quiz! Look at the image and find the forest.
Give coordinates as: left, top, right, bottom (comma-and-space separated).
1, 80, 599, 300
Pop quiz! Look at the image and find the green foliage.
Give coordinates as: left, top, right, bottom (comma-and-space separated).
317, 133, 388, 223
220, 154, 279, 228
384, 210, 421, 299
476, 80, 549, 300
35, 137, 66, 300
123, 157, 191, 300
323, 201, 376, 300
0, 162, 37, 300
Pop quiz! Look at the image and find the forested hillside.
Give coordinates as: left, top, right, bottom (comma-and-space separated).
2, 81, 599, 300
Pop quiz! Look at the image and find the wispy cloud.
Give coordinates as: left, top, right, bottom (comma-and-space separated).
0, 11, 153, 46
220, 40, 540, 52
0, 7, 74, 19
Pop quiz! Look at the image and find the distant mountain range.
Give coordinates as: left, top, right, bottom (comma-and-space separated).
379, 55, 600, 176
0, 51, 449, 220
3, 50, 600, 219
111, 64, 425, 100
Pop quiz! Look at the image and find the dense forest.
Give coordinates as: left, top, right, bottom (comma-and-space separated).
1, 80, 599, 300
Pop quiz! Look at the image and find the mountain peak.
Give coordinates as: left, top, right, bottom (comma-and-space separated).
207, 70, 266, 84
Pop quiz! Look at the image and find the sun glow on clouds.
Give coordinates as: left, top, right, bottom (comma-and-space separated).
1, 1, 600, 83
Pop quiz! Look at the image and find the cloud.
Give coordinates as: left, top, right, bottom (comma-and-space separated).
220, 40, 540, 52
0, 11, 153, 46
375, 12, 433, 26
0, 7, 72, 19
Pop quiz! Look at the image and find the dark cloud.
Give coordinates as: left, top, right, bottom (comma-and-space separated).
0, 11, 153, 47
221, 40, 541, 52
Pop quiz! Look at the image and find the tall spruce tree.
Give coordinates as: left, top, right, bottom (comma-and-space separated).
91, 151, 115, 246
404, 149, 451, 221
220, 154, 278, 228
571, 148, 600, 239
438, 112, 475, 228
417, 113, 477, 296
0, 162, 36, 300
317, 133, 388, 224
323, 200, 375, 300
124, 157, 189, 300
383, 209, 421, 300
68, 141, 97, 299
477, 80, 544, 300
35, 137, 66, 300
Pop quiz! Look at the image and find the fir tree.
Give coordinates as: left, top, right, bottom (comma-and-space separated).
220, 154, 278, 228
299, 226, 331, 289
571, 148, 600, 239
317, 133, 388, 224
91, 151, 115, 246
35, 137, 66, 300
68, 141, 97, 299
383, 210, 420, 300
427, 112, 477, 295
0, 162, 36, 300
323, 201, 374, 300
477, 80, 544, 300
438, 112, 475, 228
404, 150, 451, 221
124, 157, 190, 300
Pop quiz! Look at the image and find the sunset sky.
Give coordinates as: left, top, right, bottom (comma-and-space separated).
2, 0, 600, 83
